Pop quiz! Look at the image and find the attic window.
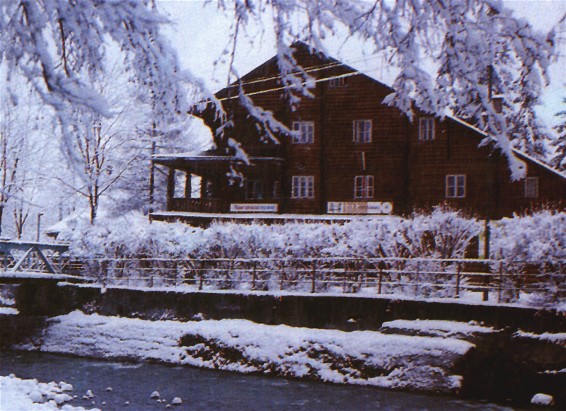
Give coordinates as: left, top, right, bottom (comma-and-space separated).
419, 117, 435, 141
329, 76, 347, 87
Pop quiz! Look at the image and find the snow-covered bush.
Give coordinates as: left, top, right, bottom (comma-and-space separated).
491, 210, 566, 306
56, 207, 484, 296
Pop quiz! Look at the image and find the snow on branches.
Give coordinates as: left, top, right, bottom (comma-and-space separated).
215, 0, 555, 179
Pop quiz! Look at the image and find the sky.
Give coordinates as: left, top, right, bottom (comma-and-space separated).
157, 0, 566, 129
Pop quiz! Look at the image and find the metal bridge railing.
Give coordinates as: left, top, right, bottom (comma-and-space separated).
66, 256, 565, 305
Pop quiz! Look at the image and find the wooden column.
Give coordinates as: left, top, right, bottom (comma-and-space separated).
166, 168, 175, 210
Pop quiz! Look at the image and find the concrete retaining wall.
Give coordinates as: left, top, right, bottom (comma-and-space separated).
15, 283, 566, 333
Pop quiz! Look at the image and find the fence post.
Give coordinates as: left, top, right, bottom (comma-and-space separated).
455, 261, 461, 298
311, 260, 317, 293
497, 261, 503, 303
198, 261, 204, 291
414, 261, 420, 296
280, 260, 285, 291
378, 265, 383, 295
252, 261, 257, 290
343, 260, 348, 292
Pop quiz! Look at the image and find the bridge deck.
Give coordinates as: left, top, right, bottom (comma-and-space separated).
0, 271, 85, 284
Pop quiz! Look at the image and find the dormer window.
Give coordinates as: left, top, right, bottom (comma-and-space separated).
419, 117, 435, 141
292, 121, 314, 144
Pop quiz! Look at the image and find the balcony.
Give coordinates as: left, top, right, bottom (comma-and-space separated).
169, 198, 230, 213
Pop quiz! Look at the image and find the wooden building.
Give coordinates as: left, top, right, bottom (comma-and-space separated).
151, 43, 565, 224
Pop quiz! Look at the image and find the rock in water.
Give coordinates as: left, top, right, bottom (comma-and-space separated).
171, 397, 182, 405
531, 393, 555, 406
150, 391, 160, 399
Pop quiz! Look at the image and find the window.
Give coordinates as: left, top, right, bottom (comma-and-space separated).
354, 175, 374, 199
292, 176, 314, 198
419, 117, 435, 141
329, 76, 347, 87
245, 180, 263, 200
446, 175, 466, 198
292, 121, 314, 144
524, 177, 539, 198
353, 120, 372, 143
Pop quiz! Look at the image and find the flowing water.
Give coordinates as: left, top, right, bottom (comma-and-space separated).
0, 351, 520, 411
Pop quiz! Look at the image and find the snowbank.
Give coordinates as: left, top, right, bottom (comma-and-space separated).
16, 311, 475, 394
0, 374, 96, 411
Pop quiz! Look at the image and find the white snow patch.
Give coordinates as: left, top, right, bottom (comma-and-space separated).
381, 320, 495, 338
531, 393, 555, 406
16, 311, 474, 394
0, 374, 97, 410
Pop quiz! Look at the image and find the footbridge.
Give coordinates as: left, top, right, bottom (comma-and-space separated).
0, 240, 90, 316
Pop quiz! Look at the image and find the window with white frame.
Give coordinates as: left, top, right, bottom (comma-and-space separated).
245, 180, 264, 200
446, 174, 466, 198
524, 177, 539, 198
292, 121, 314, 144
353, 119, 372, 143
291, 176, 314, 198
419, 117, 435, 141
354, 175, 374, 199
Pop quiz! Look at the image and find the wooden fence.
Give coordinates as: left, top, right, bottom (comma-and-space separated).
67, 256, 565, 304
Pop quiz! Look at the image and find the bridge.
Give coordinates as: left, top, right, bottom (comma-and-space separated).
0, 240, 84, 285
0, 240, 90, 316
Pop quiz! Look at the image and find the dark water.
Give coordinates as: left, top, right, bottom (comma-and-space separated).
0, 351, 517, 411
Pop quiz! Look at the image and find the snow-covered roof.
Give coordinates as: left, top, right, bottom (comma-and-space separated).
449, 116, 566, 180
152, 152, 284, 162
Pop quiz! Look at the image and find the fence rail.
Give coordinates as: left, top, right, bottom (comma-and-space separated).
64, 256, 565, 305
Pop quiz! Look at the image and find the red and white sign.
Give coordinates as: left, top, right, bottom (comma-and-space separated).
327, 201, 394, 215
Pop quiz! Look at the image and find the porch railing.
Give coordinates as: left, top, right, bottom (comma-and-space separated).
169, 198, 229, 213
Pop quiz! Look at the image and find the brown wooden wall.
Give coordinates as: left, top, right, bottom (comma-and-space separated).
195, 44, 565, 218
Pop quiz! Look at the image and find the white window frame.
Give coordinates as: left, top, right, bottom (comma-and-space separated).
353, 119, 372, 143
419, 117, 435, 141
245, 180, 264, 200
291, 176, 314, 199
524, 177, 539, 198
354, 175, 374, 199
292, 121, 314, 144
446, 174, 466, 198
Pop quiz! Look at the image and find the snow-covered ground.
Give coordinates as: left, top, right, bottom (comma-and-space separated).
0, 374, 97, 411
14, 311, 478, 395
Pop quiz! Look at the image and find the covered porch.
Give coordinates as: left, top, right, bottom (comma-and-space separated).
152, 151, 285, 214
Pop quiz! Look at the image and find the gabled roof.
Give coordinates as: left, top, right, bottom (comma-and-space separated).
211, 42, 565, 180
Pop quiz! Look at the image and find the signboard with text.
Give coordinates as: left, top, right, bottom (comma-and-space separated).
327, 201, 393, 215
230, 203, 279, 213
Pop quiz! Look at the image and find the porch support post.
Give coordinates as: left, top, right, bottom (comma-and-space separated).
166, 168, 175, 210
185, 173, 192, 199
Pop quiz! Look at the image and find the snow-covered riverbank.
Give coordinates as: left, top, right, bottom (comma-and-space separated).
12, 311, 482, 395
0, 374, 96, 411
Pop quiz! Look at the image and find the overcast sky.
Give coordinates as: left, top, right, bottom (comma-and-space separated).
158, 0, 566, 128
